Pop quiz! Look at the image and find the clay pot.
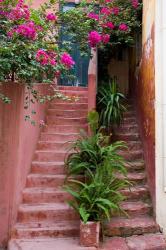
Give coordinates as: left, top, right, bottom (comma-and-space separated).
80, 221, 100, 248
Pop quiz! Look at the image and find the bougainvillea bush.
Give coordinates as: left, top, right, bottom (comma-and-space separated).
0, 0, 74, 86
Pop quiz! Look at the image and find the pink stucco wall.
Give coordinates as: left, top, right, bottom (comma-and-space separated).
0, 83, 50, 246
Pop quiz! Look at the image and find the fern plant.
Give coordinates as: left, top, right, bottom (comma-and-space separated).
97, 80, 127, 129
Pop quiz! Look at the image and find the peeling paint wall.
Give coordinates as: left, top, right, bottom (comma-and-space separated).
134, 0, 155, 207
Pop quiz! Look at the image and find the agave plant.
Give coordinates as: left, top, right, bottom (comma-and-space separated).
97, 79, 127, 129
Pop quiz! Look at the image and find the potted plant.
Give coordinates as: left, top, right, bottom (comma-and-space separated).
65, 159, 129, 248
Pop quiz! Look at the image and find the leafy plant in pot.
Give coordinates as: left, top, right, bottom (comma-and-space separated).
65, 160, 129, 248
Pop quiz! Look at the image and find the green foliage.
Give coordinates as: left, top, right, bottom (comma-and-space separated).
97, 80, 127, 128
65, 159, 129, 223
87, 110, 99, 135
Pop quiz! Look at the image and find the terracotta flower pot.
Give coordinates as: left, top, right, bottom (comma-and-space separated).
80, 220, 100, 248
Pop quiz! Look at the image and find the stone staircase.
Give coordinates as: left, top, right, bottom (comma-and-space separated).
8, 94, 166, 250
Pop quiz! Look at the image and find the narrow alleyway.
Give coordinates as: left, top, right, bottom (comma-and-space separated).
8, 92, 166, 250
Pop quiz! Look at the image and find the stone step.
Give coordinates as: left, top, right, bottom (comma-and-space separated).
116, 124, 139, 134
47, 109, 88, 118
31, 161, 65, 175
124, 161, 145, 172
34, 150, 70, 162
126, 233, 166, 250
52, 97, 88, 104
117, 172, 146, 185
49, 103, 88, 110
37, 141, 72, 151
8, 238, 96, 250
40, 132, 80, 142
46, 116, 87, 125
123, 117, 137, 124
22, 188, 72, 204
120, 201, 152, 217
12, 221, 79, 239
58, 90, 88, 97
58, 86, 88, 91
123, 111, 136, 118
18, 203, 78, 223
43, 124, 88, 134
121, 185, 149, 201
118, 150, 143, 161
126, 141, 142, 151
114, 133, 140, 141
26, 174, 66, 188
104, 216, 159, 237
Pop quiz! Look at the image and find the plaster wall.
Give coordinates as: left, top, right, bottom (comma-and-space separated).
0, 84, 50, 246
155, 0, 166, 234
134, 0, 155, 207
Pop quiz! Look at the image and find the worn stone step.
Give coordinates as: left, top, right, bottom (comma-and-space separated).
118, 150, 143, 161
104, 216, 159, 237
22, 188, 72, 204
116, 125, 139, 134
49, 102, 88, 110
52, 97, 88, 104
37, 141, 72, 151
12, 221, 79, 239
126, 233, 166, 250
123, 117, 137, 124
58, 86, 88, 91
114, 133, 140, 141
120, 201, 152, 217
40, 132, 80, 142
124, 161, 145, 172
47, 109, 87, 118
18, 203, 78, 223
126, 141, 142, 151
31, 162, 65, 175
34, 150, 70, 162
58, 90, 88, 97
26, 174, 66, 188
117, 172, 146, 185
123, 111, 136, 118
46, 116, 87, 125
43, 124, 88, 134
121, 185, 149, 201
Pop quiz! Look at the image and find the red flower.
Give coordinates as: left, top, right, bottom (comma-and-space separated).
119, 23, 128, 31
88, 31, 101, 48
132, 0, 139, 8
106, 22, 115, 29
46, 13, 57, 21
102, 34, 110, 44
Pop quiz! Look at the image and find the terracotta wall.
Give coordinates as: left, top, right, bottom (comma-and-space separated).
0, 83, 50, 246
134, 0, 155, 207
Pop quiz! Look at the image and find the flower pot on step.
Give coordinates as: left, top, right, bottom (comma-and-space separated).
80, 221, 100, 248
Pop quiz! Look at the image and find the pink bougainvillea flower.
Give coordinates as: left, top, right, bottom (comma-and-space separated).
100, 7, 111, 16
105, 0, 113, 3
9, 0, 30, 20
46, 13, 57, 21
39, 119, 46, 127
88, 12, 99, 21
102, 34, 110, 44
61, 52, 75, 69
106, 22, 115, 29
50, 59, 56, 66
88, 31, 101, 48
111, 7, 120, 15
36, 49, 49, 65
119, 23, 129, 31
15, 21, 37, 40
132, 0, 139, 8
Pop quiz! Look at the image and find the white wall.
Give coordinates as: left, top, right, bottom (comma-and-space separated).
155, 0, 166, 234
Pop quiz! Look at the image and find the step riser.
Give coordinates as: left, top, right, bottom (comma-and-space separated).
123, 112, 136, 118
37, 142, 71, 151
47, 110, 87, 118
26, 176, 65, 188
23, 192, 72, 204
43, 125, 88, 134
12, 227, 79, 239
114, 134, 140, 141
126, 142, 142, 151
124, 163, 145, 172
116, 127, 139, 134
46, 117, 87, 125
57, 90, 88, 97
18, 209, 78, 223
58, 86, 88, 91
31, 165, 65, 175
105, 225, 159, 237
49, 103, 88, 110
40, 133, 79, 141
119, 152, 143, 161
121, 188, 149, 201
52, 97, 88, 104
34, 152, 69, 162
120, 205, 152, 217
